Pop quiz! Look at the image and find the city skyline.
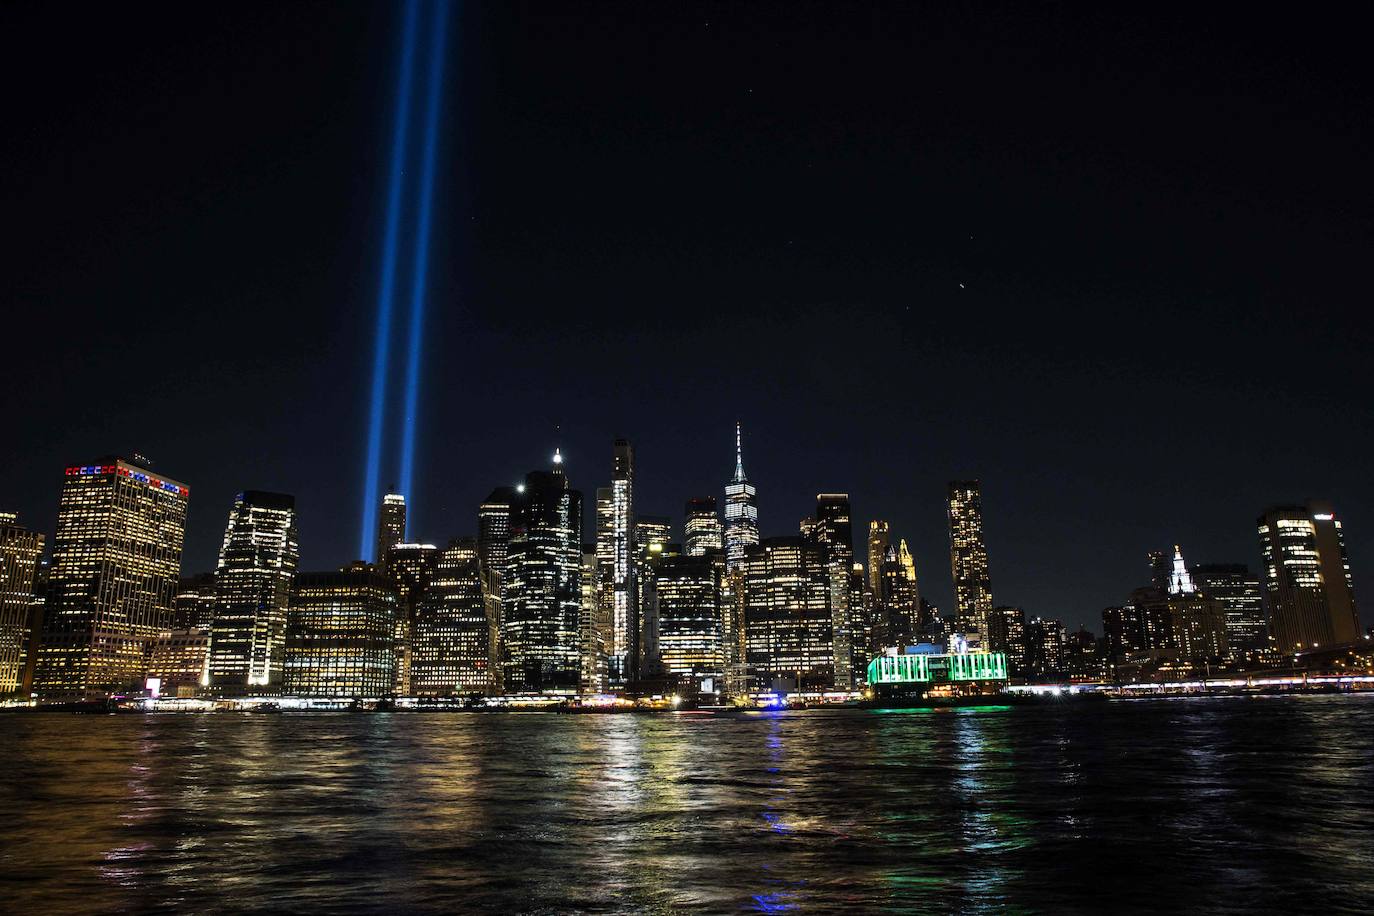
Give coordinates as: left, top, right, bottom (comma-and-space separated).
3, 2, 1371, 633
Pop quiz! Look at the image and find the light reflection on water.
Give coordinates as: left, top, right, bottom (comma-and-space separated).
2, 697, 1373, 913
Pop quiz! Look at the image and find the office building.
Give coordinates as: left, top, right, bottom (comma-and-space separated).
684, 497, 723, 557
988, 605, 1029, 676
579, 547, 607, 694
1025, 616, 1066, 681
0, 513, 44, 694
375, 491, 406, 566
501, 452, 583, 692
174, 573, 216, 630
743, 537, 833, 692
284, 565, 397, 697
806, 493, 856, 689
412, 538, 492, 695
723, 422, 759, 571
386, 542, 439, 694
654, 552, 725, 694
145, 628, 210, 697
867, 521, 890, 603
207, 491, 299, 691
947, 480, 994, 643
34, 459, 188, 700
1193, 563, 1269, 660
596, 439, 637, 687
1258, 503, 1359, 651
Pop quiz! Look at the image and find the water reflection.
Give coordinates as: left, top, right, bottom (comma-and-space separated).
0, 697, 1372, 913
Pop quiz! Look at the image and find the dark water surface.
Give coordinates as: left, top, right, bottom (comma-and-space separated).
2, 696, 1373, 914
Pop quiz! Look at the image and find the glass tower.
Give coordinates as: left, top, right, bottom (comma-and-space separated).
285, 566, 397, 697
684, 497, 723, 557
412, 538, 493, 695
723, 422, 759, 572
375, 491, 407, 566
0, 513, 44, 695
596, 439, 636, 687
744, 537, 833, 692
207, 491, 299, 691
1257, 503, 1359, 651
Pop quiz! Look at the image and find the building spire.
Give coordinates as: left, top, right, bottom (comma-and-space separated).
733, 420, 746, 482
1169, 544, 1195, 595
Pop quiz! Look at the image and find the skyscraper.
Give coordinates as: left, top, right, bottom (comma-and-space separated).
808, 493, 856, 688
284, 565, 397, 697
1258, 503, 1359, 651
412, 538, 493, 695
723, 422, 759, 572
502, 452, 583, 692
174, 573, 217, 630
654, 552, 725, 695
477, 485, 518, 675
947, 480, 994, 644
597, 439, 637, 688
207, 491, 299, 691
375, 491, 406, 565
684, 497, 723, 557
35, 459, 188, 700
744, 537, 833, 692
1165, 545, 1196, 594
1193, 563, 1269, 660
386, 542, 439, 694
634, 516, 673, 679
988, 605, 1029, 676
878, 543, 921, 646
867, 521, 890, 603
579, 546, 608, 694
0, 513, 44, 695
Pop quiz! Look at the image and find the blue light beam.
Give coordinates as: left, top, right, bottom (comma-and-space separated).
360, 0, 421, 561
397, 0, 452, 505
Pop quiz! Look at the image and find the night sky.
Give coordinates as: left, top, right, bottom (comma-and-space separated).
4, 2, 1370, 630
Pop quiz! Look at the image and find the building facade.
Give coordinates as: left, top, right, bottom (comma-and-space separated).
386, 542, 439, 694
411, 538, 492, 695
654, 552, 725, 695
375, 492, 407, 566
1258, 504, 1359, 651
34, 459, 188, 700
807, 494, 856, 688
947, 480, 994, 645
1192, 563, 1269, 660
0, 513, 44, 694
174, 573, 217, 630
501, 454, 583, 692
207, 491, 299, 691
684, 497, 723, 557
723, 423, 759, 572
743, 537, 834, 692
596, 439, 637, 688
284, 566, 397, 697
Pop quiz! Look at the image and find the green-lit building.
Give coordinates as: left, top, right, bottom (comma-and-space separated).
866, 648, 1008, 697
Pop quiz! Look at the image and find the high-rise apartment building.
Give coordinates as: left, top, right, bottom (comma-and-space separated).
947, 480, 994, 644
723, 423, 759, 572
654, 552, 725, 695
284, 566, 397, 697
988, 605, 1029, 676
207, 491, 299, 691
386, 542, 439, 694
1193, 563, 1269, 660
1024, 616, 1066, 681
743, 537, 833, 692
1258, 503, 1359, 651
502, 453, 583, 692
35, 459, 188, 700
375, 491, 406, 566
412, 538, 493, 695
684, 497, 723, 557
596, 439, 637, 688
0, 513, 44, 694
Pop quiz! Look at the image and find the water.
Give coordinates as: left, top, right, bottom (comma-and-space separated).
2, 696, 1372, 914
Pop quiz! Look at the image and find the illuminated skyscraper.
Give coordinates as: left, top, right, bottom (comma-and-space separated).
502, 452, 583, 692
744, 537, 834, 692
947, 480, 994, 644
655, 552, 725, 694
35, 459, 188, 700
207, 491, 299, 691
1258, 503, 1359, 652
596, 439, 637, 687
988, 605, 1029, 676
723, 422, 759, 572
0, 513, 44, 694
579, 547, 607, 694
1193, 563, 1269, 660
477, 485, 517, 673
635, 516, 673, 679
684, 497, 723, 557
146, 628, 210, 697
807, 494, 856, 688
1166, 545, 1196, 594
174, 573, 217, 630
867, 521, 889, 602
285, 565, 397, 697
878, 544, 921, 646
375, 491, 406, 566
412, 538, 493, 695
386, 542, 438, 694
